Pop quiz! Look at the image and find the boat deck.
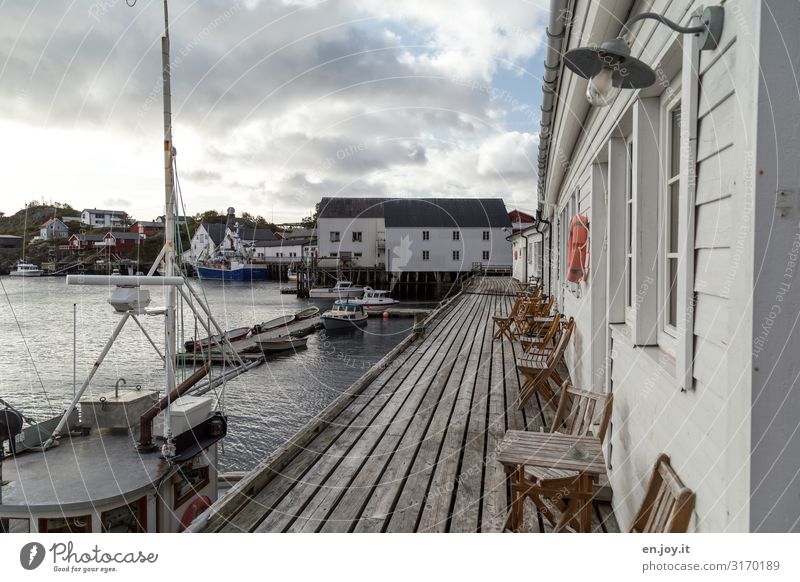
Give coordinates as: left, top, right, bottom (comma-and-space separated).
195, 277, 617, 533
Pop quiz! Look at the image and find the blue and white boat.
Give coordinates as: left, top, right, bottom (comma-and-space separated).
196, 258, 268, 281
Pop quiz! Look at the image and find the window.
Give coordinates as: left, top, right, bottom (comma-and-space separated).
452, 231, 460, 241
482, 251, 490, 261
452, 250, 460, 261
38, 515, 92, 533
422, 250, 430, 261
101, 497, 147, 533
625, 138, 634, 311
330, 252, 338, 257
330, 231, 340, 243
352, 231, 362, 242
174, 466, 210, 508
664, 104, 681, 331
0, 518, 30, 533
354, 252, 362, 257
483, 231, 490, 241
422, 231, 430, 241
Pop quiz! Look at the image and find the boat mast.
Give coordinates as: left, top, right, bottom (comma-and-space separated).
161, 0, 177, 454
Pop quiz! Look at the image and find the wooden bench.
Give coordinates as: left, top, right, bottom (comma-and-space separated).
630, 454, 695, 533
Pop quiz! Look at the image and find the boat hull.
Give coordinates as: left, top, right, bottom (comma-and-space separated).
9, 271, 43, 277
256, 337, 308, 353
322, 315, 368, 331
196, 265, 268, 281
309, 289, 364, 299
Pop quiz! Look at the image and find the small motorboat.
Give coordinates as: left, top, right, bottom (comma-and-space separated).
287, 266, 298, 282
321, 302, 368, 331
184, 326, 251, 352
253, 314, 296, 334
255, 336, 308, 353
9, 260, 43, 277
309, 280, 365, 300
349, 287, 399, 311
295, 306, 320, 320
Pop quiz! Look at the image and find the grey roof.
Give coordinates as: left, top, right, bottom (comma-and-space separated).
106, 232, 142, 240
256, 238, 315, 248
282, 228, 315, 239
318, 197, 386, 219
201, 223, 227, 244
319, 197, 511, 228
237, 227, 276, 243
71, 234, 105, 242
132, 221, 164, 228
82, 208, 126, 215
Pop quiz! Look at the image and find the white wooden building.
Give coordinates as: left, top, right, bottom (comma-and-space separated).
534, 0, 800, 532
317, 197, 512, 272
188, 223, 227, 261
80, 208, 126, 227
39, 218, 69, 240
510, 224, 542, 284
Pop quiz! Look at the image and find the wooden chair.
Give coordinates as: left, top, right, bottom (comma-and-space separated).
513, 295, 554, 338
629, 454, 695, 533
520, 311, 561, 353
516, 317, 574, 410
520, 383, 613, 531
492, 296, 528, 342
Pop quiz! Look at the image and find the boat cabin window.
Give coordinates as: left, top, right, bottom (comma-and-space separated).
0, 517, 30, 533
101, 497, 147, 533
38, 515, 92, 533
174, 466, 210, 508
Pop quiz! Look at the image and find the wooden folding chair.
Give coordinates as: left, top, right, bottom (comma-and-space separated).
513, 295, 554, 339
630, 454, 695, 533
516, 317, 574, 410
493, 295, 529, 342
520, 311, 561, 353
520, 383, 613, 531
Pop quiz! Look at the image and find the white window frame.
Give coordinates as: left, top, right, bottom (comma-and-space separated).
330, 231, 340, 243
352, 231, 362, 243
452, 250, 460, 261
422, 250, 430, 261
452, 230, 460, 241
422, 230, 430, 241
482, 250, 490, 261
624, 137, 635, 322
482, 231, 490, 241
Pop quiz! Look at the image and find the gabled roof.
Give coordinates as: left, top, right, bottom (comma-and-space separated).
40, 217, 67, 228
199, 223, 227, 244
282, 228, 315, 240
318, 197, 511, 228
69, 234, 105, 242
132, 221, 164, 228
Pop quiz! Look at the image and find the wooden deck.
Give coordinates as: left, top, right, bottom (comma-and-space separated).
195, 276, 618, 533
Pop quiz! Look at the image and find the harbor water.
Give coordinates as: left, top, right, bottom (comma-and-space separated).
0, 277, 426, 471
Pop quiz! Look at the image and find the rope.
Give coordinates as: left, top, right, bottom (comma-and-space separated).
0, 278, 54, 410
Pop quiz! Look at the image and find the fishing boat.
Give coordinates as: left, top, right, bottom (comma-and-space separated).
349, 286, 399, 311
309, 280, 365, 300
9, 260, 43, 277
196, 256, 268, 281
255, 336, 308, 353
321, 302, 368, 331
0, 1, 248, 534
183, 326, 252, 353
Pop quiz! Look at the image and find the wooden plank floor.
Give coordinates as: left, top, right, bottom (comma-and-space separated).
199, 276, 618, 533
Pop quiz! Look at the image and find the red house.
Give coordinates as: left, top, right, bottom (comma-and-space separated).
103, 232, 143, 253
130, 221, 164, 238
68, 234, 105, 250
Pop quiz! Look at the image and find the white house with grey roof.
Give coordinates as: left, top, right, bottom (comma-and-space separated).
80, 208, 127, 227
317, 197, 512, 272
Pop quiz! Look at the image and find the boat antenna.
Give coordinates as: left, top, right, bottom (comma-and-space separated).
160, 0, 178, 458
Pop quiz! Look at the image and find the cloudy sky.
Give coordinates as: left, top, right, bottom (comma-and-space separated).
0, 0, 547, 223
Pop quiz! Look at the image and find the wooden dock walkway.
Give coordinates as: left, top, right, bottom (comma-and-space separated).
194, 276, 617, 533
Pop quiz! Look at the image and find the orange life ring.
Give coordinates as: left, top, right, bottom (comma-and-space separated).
179, 495, 212, 532
567, 214, 589, 283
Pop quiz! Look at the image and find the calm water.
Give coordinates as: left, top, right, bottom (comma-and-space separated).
0, 277, 426, 471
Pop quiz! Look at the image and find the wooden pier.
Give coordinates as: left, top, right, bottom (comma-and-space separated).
194, 276, 617, 533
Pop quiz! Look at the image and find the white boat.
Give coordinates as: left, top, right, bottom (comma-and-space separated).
309, 280, 365, 300
287, 266, 298, 282
9, 260, 43, 277
0, 2, 243, 534
349, 286, 399, 311
321, 301, 369, 331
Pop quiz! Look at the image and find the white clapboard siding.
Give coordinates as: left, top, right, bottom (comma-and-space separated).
697, 93, 738, 163
693, 293, 730, 347
695, 198, 732, 249
695, 145, 736, 205
694, 247, 732, 299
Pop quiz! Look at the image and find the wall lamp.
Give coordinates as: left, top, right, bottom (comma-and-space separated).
564, 7, 724, 106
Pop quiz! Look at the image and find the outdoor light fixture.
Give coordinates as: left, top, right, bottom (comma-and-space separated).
564, 7, 724, 106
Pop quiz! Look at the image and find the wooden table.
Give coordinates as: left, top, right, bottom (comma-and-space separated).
497, 431, 605, 532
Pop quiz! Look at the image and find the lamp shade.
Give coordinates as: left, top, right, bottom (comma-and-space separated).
564, 38, 657, 90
